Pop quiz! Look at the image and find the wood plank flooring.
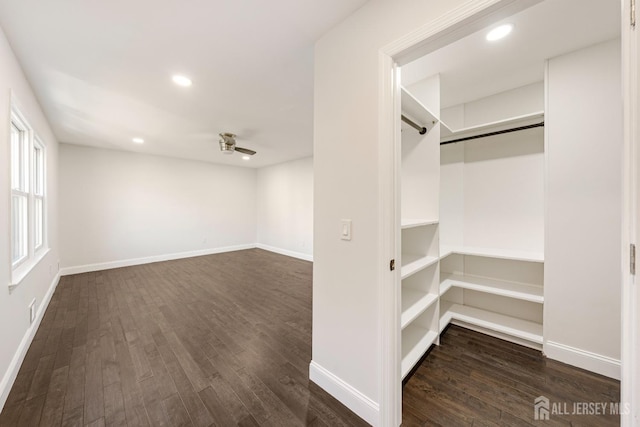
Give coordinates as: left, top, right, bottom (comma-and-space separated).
0, 248, 622, 426
403, 325, 621, 426
0, 249, 368, 427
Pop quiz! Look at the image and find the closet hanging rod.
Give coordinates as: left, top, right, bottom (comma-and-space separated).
440, 121, 544, 145
401, 115, 427, 135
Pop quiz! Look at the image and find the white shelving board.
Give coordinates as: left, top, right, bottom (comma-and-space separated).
440, 301, 543, 344
401, 290, 438, 329
401, 219, 439, 229
440, 111, 544, 142
440, 245, 544, 263
440, 273, 543, 304
401, 87, 439, 130
401, 325, 438, 379
401, 254, 439, 279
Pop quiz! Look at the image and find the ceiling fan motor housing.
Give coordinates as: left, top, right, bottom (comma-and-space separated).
219, 140, 234, 154
219, 133, 236, 154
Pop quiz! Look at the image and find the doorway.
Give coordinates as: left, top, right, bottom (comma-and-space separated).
380, 0, 636, 425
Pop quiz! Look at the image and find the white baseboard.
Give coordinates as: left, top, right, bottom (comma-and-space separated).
256, 243, 313, 262
309, 360, 378, 426
60, 244, 257, 275
544, 341, 621, 380
0, 272, 60, 411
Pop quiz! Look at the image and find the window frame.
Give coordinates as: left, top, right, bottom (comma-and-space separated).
9, 103, 49, 288
10, 113, 30, 269
32, 137, 46, 253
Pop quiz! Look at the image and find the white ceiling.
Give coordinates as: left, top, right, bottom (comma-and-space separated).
0, 0, 368, 168
402, 0, 620, 109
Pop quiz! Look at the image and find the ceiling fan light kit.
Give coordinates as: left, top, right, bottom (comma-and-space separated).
219, 140, 234, 154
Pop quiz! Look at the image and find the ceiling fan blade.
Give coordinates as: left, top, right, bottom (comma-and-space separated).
234, 146, 256, 155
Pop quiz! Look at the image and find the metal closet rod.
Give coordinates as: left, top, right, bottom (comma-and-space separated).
401, 115, 427, 135
440, 121, 545, 145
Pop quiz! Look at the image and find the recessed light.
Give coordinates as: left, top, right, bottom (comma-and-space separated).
172, 75, 192, 87
242, 155, 251, 161
486, 24, 513, 41
132, 137, 144, 144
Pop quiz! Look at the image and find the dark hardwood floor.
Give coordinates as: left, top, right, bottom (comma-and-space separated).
0, 249, 367, 427
403, 325, 621, 426
0, 248, 621, 426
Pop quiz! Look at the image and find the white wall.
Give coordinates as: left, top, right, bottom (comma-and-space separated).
313, 0, 466, 424
441, 81, 544, 129
545, 39, 622, 378
59, 144, 257, 272
440, 143, 464, 248
256, 157, 313, 260
440, 84, 545, 253
402, 75, 440, 221
464, 128, 545, 252
0, 25, 60, 409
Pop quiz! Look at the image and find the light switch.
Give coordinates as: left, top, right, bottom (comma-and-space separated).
341, 219, 352, 241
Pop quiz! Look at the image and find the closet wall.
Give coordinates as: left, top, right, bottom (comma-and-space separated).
545, 39, 622, 378
440, 84, 545, 253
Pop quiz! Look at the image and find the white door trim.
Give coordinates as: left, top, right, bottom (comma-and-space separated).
377, 52, 401, 427
621, 0, 638, 424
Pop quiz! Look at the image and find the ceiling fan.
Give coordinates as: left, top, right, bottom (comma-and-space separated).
219, 132, 256, 156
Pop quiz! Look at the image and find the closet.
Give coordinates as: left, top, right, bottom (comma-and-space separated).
437, 82, 545, 351
398, 0, 621, 382
400, 80, 545, 379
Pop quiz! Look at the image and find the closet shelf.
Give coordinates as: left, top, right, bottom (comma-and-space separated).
440, 301, 543, 344
440, 273, 543, 304
401, 290, 438, 329
401, 87, 439, 130
401, 254, 439, 279
440, 245, 544, 263
401, 219, 439, 229
440, 111, 544, 143
402, 325, 438, 379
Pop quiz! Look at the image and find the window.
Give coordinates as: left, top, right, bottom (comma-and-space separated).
11, 119, 29, 265
10, 106, 47, 284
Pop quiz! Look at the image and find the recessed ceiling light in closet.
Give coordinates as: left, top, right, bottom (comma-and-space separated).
132, 137, 144, 144
172, 75, 192, 87
242, 155, 251, 161
486, 24, 513, 41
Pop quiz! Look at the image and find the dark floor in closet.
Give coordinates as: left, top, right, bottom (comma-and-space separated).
403, 325, 621, 426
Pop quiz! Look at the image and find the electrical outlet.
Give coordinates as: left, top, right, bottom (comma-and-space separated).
29, 299, 36, 324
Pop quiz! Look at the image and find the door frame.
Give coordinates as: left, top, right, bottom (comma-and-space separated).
377, 0, 637, 425
621, 0, 638, 423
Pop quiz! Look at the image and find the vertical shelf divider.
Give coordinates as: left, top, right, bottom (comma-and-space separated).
399, 76, 441, 380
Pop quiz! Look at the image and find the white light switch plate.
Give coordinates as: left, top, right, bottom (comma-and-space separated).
341, 219, 352, 241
